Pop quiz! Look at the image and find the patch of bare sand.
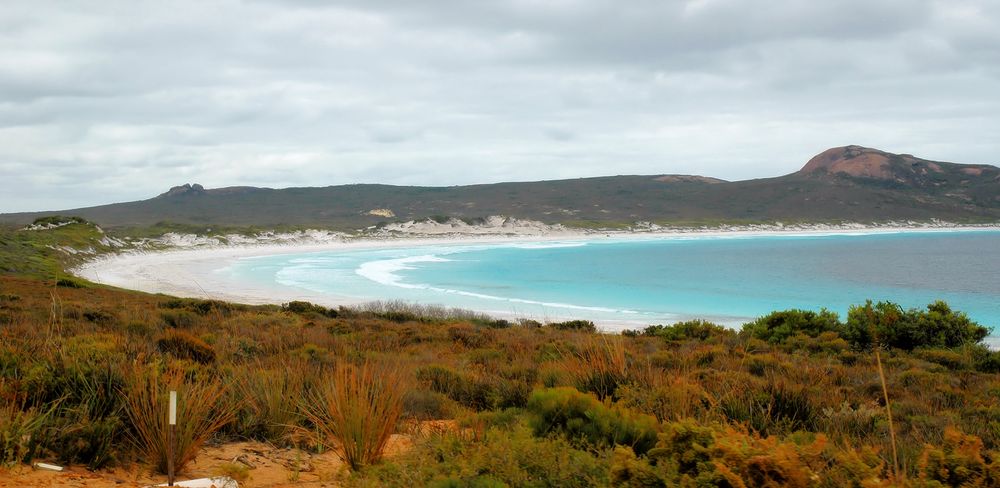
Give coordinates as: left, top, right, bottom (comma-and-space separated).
0, 422, 458, 488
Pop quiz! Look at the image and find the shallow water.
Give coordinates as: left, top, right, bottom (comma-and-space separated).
225, 230, 1000, 343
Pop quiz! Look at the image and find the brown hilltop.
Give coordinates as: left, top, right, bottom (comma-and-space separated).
798, 145, 999, 185
800, 145, 899, 179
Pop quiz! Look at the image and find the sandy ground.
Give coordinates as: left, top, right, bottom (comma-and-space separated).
73, 224, 999, 329
0, 421, 457, 487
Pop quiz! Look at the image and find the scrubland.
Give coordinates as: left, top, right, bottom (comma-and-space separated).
0, 274, 998, 487
0, 221, 999, 487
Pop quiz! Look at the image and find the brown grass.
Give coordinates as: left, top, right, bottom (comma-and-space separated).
121, 367, 236, 474
301, 359, 406, 470
561, 336, 635, 400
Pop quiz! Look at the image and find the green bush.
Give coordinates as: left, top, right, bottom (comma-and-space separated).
526, 387, 659, 455
363, 425, 609, 487
917, 427, 1000, 487
282, 300, 338, 318
742, 308, 842, 344
0, 402, 51, 467
416, 365, 531, 411
844, 300, 990, 351
55, 277, 88, 288
914, 348, 972, 371
719, 381, 817, 436
640, 320, 734, 341
547, 320, 597, 333
159, 309, 198, 328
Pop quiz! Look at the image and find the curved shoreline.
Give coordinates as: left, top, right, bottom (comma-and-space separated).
73, 225, 1000, 332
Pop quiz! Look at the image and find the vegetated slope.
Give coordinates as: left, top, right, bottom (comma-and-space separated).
3, 145, 998, 229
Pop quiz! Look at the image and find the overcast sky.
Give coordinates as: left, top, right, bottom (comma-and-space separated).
2, 0, 999, 212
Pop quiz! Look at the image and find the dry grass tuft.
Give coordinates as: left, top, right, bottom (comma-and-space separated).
121, 367, 235, 474
301, 359, 406, 470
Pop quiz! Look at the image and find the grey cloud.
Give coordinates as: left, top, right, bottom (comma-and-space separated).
1, 0, 999, 212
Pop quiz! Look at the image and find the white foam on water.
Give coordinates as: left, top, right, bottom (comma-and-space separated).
354, 253, 641, 315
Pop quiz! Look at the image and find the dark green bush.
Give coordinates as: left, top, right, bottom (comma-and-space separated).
641, 320, 734, 341
527, 387, 659, 455
742, 308, 842, 344
970, 345, 1000, 374
547, 320, 597, 333
82, 309, 116, 326
416, 365, 531, 411
55, 277, 87, 289
401, 390, 453, 421
161, 298, 239, 316
159, 310, 198, 328
844, 300, 990, 351
914, 348, 972, 371
282, 300, 337, 318
719, 381, 817, 436
31, 215, 89, 227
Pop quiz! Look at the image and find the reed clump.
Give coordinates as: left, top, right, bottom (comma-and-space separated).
121, 367, 235, 474
301, 359, 406, 470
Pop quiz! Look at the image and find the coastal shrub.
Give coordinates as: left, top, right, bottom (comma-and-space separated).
156, 328, 216, 364
914, 348, 972, 371
970, 345, 1000, 374
527, 387, 659, 455
917, 427, 1000, 487
160, 298, 240, 316
615, 420, 887, 488
844, 300, 990, 351
819, 401, 885, 444
415, 364, 531, 411
45, 364, 128, 470
742, 308, 842, 344
547, 320, 597, 332
447, 324, 490, 348
55, 277, 87, 288
617, 374, 711, 422
233, 364, 307, 444
640, 320, 734, 341
82, 309, 116, 326
361, 425, 609, 487
562, 336, 633, 401
50, 413, 122, 470
31, 215, 89, 227
783, 330, 849, 354
121, 368, 235, 474
0, 400, 51, 467
401, 389, 454, 421
282, 300, 338, 318
718, 380, 817, 436
301, 359, 406, 470
159, 309, 198, 328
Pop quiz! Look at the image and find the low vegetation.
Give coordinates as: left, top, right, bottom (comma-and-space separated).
1, 271, 997, 486
0, 223, 998, 486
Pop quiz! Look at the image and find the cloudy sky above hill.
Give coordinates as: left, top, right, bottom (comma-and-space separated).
2, 0, 999, 212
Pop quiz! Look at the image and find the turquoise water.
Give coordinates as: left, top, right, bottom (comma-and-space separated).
224, 231, 1000, 342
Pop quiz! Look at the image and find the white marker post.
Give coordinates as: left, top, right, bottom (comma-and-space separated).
168, 390, 177, 486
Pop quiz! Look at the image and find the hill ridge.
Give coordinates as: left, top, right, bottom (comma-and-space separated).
3, 146, 998, 229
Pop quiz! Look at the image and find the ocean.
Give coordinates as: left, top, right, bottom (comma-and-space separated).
223, 230, 1000, 342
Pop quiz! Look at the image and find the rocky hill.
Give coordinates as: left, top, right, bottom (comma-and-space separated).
2, 146, 998, 230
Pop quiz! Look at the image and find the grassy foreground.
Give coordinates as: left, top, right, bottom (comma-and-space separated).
1, 223, 999, 486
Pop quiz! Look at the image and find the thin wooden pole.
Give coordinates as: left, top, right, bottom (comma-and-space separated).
168, 390, 177, 486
